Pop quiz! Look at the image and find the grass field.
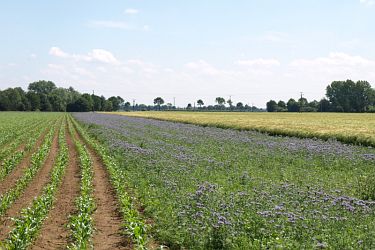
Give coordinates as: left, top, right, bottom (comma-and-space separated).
111, 112, 375, 146
76, 112, 375, 249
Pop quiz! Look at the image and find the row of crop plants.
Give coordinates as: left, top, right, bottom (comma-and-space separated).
70, 116, 149, 249
0, 115, 96, 249
66, 119, 96, 249
0, 118, 47, 162
0, 118, 59, 216
0, 119, 54, 181
3, 118, 69, 248
0, 113, 60, 148
0, 115, 99, 249
0, 113, 149, 249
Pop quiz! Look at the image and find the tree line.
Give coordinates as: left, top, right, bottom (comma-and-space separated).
149, 96, 263, 112
0, 81, 125, 112
266, 80, 375, 113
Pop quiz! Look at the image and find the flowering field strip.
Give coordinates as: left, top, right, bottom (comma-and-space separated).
67, 119, 95, 249
75, 113, 375, 249
0, 119, 58, 216
116, 112, 375, 146
70, 116, 148, 249
3, 117, 69, 249
0, 120, 53, 181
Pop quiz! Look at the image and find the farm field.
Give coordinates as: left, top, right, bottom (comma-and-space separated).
111, 112, 375, 146
75, 112, 375, 249
0, 112, 145, 249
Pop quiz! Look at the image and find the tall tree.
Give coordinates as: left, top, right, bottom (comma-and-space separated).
287, 98, 300, 112
197, 99, 204, 108
28, 80, 57, 95
215, 97, 226, 106
266, 100, 277, 112
153, 97, 164, 110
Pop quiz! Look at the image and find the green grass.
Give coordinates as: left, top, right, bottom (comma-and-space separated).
111, 112, 375, 146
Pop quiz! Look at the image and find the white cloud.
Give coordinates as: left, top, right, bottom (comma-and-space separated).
88, 20, 134, 30
185, 60, 221, 76
290, 52, 375, 68
236, 58, 281, 67
49, 47, 69, 58
261, 31, 290, 43
360, 0, 375, 6
49, 47, 120, 65
89, 49, 120, 65
124, 8, 139, 15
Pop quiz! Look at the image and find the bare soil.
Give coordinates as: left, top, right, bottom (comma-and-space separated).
31, 125, 81, 250
74, 128, 131, 249
0, 126, 60, 240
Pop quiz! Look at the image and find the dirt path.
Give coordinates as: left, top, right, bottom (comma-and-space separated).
0, 128, 49, 195
0, 126, 60, 240
31, 125, 81, 250
74, 128, 131, 249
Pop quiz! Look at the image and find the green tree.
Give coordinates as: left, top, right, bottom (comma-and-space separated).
153, 97, 164, 110
91, 94, 102, 111
197, 99, 204, 108
81, 93, 94, 111
28, 80, 56, 95
325, 80, 374, 112
236, 102, 244, 110
266, 100, 277, 112
26, 92, 41, 111
287, 98, 300, 112
108, 96, 124, 111
318, 98, 331, 112
215, 97, 225, 106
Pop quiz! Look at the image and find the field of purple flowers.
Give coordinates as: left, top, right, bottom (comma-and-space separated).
74, 113, 375, 249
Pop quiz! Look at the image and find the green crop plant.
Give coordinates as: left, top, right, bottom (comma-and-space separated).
70, 116, 148, 249
4, 118, 69, 249
0, 120, 58, 216
67, 120, 95, 250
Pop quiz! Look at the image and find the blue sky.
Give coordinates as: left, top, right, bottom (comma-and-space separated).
1, 0, 374, 107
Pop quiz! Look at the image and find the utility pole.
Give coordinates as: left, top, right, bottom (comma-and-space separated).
300, 92, 304, 112
132, 99, 135, 111
92, 90, 95, 112
173, 97, 176, 108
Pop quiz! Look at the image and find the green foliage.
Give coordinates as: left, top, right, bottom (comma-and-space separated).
70, 117, 148, 249
0, 120, 58, 216
326, 80, 375, 112
67, 119, 95, 249
0, 81, 125, 112
4, 119, 69, 249
28, 80, 57, 95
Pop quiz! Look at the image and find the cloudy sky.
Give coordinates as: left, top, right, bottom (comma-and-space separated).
1, 0, 375, 107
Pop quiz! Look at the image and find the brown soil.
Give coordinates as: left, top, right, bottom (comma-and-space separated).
31, 125, 81, 250
0, 126, 60, 240
0, 127, 49, 195
74, 128, 131, 249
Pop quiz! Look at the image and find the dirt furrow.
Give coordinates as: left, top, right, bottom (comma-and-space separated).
74, 129, 131, 249
31, 125, 81, 250
0, 126, 60, 240
0, 128, 49, 195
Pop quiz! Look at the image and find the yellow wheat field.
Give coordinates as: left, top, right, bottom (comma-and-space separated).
106, 112, 375, 146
